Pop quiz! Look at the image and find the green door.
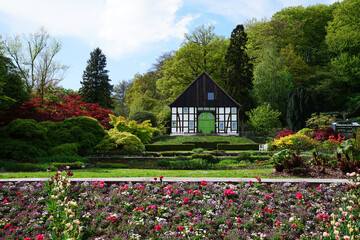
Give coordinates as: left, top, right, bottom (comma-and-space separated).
198, 112, 215, 134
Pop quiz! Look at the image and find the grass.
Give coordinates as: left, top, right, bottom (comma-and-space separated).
0, 168, 281, 179
152, 135, 254, 144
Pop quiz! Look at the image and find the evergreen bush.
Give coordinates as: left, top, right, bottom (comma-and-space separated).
129, 110, 158, 127
48, 143, 79, 157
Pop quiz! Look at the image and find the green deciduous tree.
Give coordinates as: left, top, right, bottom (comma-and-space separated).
246, 103, 282, 135
253, 43, 293, 118
157, 25, 228, 101
112, 80, 132, 117
2, 27, 68, 98
79, 47, 113, 109
221, 24, 254, 129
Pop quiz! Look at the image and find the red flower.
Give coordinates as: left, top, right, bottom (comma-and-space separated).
25, 238, 31, 240
36, 235, 44, 240
155, 225, 162, 231
296, 193, 303, 200
265, 195, 269, 199
237, 218, 242, 223
200, 180, 207, 186
184, 197, 189, 202
154, 177, 157, 181
317, 186, 322, 190
264, 207, 268, 211
4, 224, 10, 229
178, 226, 184, 231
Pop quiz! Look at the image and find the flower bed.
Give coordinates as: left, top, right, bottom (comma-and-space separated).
1, 172, 360, 240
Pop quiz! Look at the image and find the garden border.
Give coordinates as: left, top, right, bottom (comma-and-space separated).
0, 177, 348, 184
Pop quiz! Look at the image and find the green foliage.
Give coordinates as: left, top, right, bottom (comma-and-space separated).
0, 138, 47, 160
79, 47, 113, 108
272, 133, 317, 150
6, 118, 47, 139
183, 141, 230, 150
253, 43, 293, 117
191, 153, 219, 164
221, 24, 253, 120
192, 148, 204, 153
236, 152, 251, 161
0, 160, 49, 172
109, 114, 156, 144
35, 155, 89, 163
168, 158, 211, 170
297, 128, 314, 135
217, 144, 259, 151
305, 113, 336, 129
48, 143, 79, 157
156, 159, 170, 168
246, 103, 282, 135
286, 87, 313, 131
129, 110, 158, 127
144, 144, 195, 152
96, 162, 129, 168
95, 129, 144, 153
157, 25, 229, 101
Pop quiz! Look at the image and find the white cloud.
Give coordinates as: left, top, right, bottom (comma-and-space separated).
0, 0, 197, 58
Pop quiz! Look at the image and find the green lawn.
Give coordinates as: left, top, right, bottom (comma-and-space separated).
0, 168, 282, 179
152, 136, 254, 144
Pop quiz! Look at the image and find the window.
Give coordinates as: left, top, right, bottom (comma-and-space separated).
208, 113, 213, 118
219, 122, 224, 130
184, 107, 188, 113
189, 122, 194, 129
232, 122, 237, 130
231, 107, 237, 114
208, 92, 214, 100
172, 122, 177, 127
200, 113, 204, 118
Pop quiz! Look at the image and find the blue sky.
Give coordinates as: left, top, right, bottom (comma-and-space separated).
0, 0, 338, 91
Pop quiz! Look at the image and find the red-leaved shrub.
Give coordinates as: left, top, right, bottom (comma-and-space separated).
311, 127, 341, 141
275, 130, 295, 139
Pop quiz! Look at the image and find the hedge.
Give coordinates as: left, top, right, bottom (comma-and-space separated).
217, 144, 259, 151
145, 144, 195, 151
182, 141, 230, 149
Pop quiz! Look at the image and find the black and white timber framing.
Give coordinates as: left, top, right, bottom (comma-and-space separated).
168, 71, 241, 136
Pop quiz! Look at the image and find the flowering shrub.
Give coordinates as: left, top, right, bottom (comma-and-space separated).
311, 127, 341, 142
1, 171, 359, 239
275, 130, 295, 139
272, 133, 317, 150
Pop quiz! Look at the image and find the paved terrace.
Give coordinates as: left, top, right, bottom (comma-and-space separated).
0, 177, 349, 184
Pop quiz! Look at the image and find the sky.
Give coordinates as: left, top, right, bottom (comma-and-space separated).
0, 0, 339, 91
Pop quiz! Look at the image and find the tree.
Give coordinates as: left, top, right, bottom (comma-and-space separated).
112, 80, 132, 117
286, 87, 313, 132
157, 25, 228, 101
253, 43, 293, 118
0, 54, 28, 110
79, 47, 113, 109
2, 27, 68, 98
221, 24, 254, 129
246, 103, 282, 135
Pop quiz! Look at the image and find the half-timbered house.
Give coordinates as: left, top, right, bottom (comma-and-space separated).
169, 72, 240, 136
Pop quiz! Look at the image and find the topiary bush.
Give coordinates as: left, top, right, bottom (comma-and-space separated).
191, 153, 219, 164
129, 110, 158, 127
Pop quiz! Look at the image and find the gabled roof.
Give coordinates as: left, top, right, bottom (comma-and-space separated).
168, 71, 241, 108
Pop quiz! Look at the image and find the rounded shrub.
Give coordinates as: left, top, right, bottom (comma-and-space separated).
95, 129, 144, 153
6, 118, 46, 139
272, 133, 317, 150
191, 153, 219, 164
297, 128, 314, 136
48, 143, 79, 157
129, 110, 158, 127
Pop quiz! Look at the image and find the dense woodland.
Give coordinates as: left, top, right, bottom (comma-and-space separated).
1, 0, 360, 134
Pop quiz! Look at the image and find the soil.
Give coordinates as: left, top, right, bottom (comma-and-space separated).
271, 163, 347, 179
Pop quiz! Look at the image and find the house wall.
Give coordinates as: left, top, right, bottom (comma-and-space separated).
170, 107, 238, 135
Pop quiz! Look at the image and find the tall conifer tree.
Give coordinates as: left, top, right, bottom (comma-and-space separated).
222, 25, 253, 131
80, 48, 113, 109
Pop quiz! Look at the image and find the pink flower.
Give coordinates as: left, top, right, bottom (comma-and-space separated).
9, 228, 14, 233
3, 200, 8, 205
237, 218, 242, 223
184, 197, 189, 202
200, 180, 207, 186
119, 186, 124, 191
151, 205, 156, 209
36, 235, 44, 240
276, 221, 281, 226
178, 225, 184, 231
25, 238, 31, 240
99, 183, 104, 188
188, 212, 193, 216
296, 193, 303, 200
222, 231, 226, 236
323, 232, 330, 237
155, 225, 162, 231
4, 224, 10, 229
167, 191, 171, 195
255, 177, 261, 183
291, 224, 296, 228
94, 181, 99, 187
248, 180, 253, 185
265, 195, 269, 199
189, 190, 193, 194
317, 186, 322, 190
